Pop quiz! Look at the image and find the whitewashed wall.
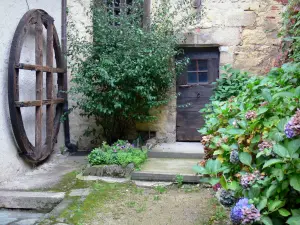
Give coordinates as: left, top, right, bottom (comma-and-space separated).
0, 0, 64, 183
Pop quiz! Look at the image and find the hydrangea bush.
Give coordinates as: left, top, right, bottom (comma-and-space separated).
194, 63, 300, 225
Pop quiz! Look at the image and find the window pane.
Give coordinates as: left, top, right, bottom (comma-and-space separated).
188, 72, 198, 83
199, 72, 208, 82
198, 60, 208, 70
188, 60, 197, 71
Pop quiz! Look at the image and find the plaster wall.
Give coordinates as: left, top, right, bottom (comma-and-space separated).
0, 0, 64, 183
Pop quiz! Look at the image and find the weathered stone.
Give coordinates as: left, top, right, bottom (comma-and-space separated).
83, 164, 136, 178
82, 165, 99, 176
104, 165, 126, 177
125, 163, 135, 176
69, 188, 90, 197
0, 191, 65, 210
15, 218, 39, 225
242, 28, 269, 45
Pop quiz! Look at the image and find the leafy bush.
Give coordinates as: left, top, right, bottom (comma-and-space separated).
195, 63, 300, 224
280, 0, 300, 63
88, 140, 147, 167
68, 0, 200, 143
210, 65, 250, 102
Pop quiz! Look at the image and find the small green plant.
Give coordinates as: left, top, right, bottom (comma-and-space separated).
153, 195, 160, 201
136, 203, 146, 213
88, 140, 147, 167
126, 201, 136, 208
175, 174, 184, 187
155, 186, 167, 194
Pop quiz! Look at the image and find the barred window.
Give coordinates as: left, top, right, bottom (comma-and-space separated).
94, 0, 150, 27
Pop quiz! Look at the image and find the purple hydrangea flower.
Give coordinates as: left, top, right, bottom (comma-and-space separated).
285, 121, 297, 138
240, 171, 264, 189
230, 198, 260, 225
245, 111, 257, 120
285, 109, 300, 138
230, 150, 239, 164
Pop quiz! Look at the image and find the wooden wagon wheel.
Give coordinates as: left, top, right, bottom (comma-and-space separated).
8, 9, 65, 163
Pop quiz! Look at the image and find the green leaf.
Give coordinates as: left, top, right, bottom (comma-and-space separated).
200, 177, 220, 186
251, 135, 261, 144
295, 86, 300, 96
291, 209, 300, 216
257, 197, 268, 211
213, 150, 223, 156
287, 139, 300, 155
227, 129, 245, 135
289, 175, 300, 191
257, 107, 269, 115
266, 184, 277, 198
273, 92, 295, 98
221, 144, 231, 151
205, 159, 222, 174
272, 168, 284, 181
269, 130, 284, 142
193, 165, 208, 175
273, 144, 289, 158
277, 118, 288, 132
268, 200, 284, 212
220, 175, 227, 189
262, 89, 272, 102
227, 181, 240, 191
279, 208, 291, 217
287, 216, 300, 225
261, 216, 273, 225
239, 152, 252, 167
263, 159, 284, 169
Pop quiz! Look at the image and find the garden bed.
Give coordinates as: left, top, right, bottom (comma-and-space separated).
83, 140, 148, 178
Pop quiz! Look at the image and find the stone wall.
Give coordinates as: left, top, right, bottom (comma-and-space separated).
137, 0, 286, 143
65, 0, 286, 146
0, 0, 64, 183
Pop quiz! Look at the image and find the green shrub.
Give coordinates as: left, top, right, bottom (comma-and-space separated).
88, 140, 147, 167
68, 0, 200, 143
210, 65, 250, 102
195, 63, 300, 224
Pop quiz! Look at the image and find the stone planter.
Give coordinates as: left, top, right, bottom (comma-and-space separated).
83, 163, 135, 178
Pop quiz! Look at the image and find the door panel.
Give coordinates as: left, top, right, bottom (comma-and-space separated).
176, 48, 219, 141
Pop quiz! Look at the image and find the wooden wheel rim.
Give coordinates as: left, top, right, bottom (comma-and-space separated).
8, 9, 65, 163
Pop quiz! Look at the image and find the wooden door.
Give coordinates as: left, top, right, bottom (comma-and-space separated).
176, 48, 219, 141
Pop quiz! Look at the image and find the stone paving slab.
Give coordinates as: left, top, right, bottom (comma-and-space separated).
0, 191, 65, 210
76, 174, 130, 183
0, 209, 44, 225
140, 158, 199, 174
131, 158, 200, 183
132, 181, 173, 188
148, 142, 204, 159
69, 188, 90, 197
150, 142, 204, 153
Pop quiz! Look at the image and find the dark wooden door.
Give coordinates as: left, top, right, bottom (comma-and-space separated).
176, 48, 219, 141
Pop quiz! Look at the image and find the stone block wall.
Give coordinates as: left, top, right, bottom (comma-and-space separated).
66, 0, 287, 146
137, 0, 286, 143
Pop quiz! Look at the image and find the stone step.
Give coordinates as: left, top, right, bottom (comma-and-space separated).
0, 191, 65, 211
131, 158, 200, 183
148, 142, 204, 159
